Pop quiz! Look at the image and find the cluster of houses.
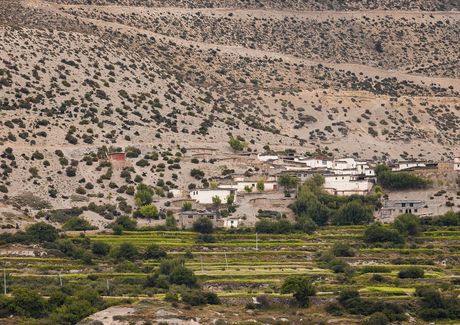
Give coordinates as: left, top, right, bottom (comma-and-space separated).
104, 147, 460, 228
176, 149, 380, 228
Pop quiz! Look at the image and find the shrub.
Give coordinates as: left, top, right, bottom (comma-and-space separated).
164, 292, 179, 302
193, 217, 213, 234
325, 302, 343, 316
181, 290, 207, 306
363, 224, 405, 245
331, 242, 355, 257
398, 266, 424, 279
66, 167, 77, 177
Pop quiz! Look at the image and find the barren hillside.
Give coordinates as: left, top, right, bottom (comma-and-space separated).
0, 0, 460, 226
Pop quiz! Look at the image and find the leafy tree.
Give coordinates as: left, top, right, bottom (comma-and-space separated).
290, 186, 329, 226
212, 195, 221, 208
439, 211, 459, 226
376, 171, 433, 190
144, 244, 167, 259
244, 185, 253, 193
62, 217, 97, 231
134, 182, 154, 206
155, 187, 164, 198
26, 222, 59, 243
280, 277, 316, 307
171, 267, 197, 287
51, 298, 97, 324
226, 194, 235, 205
109, 242, 139, 262
7, 288, 47, 318
374, 186, 382, 193
363, 223, 405, 245
166, 215, 177, 230
111, 215, 137, 231
228, 137, 248, 151
331, 242, 355, 257
181, 290, 207, 306
279, 173, 293, 188
332, 201, 373, 225
139, 204, 159, 219
112, 223, 123, 236
256, 180, 265, 192
91, 241, 110, 256
398, 266, 424, 279
193, 217, 213, 234
182, 201, 192, 211
374, 164, 390, 176
210, 182, 218, 188
394, 213, 421, 236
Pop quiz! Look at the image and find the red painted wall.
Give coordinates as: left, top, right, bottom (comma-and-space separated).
108, 153, 126, 161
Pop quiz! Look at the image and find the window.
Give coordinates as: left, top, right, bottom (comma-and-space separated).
401, 203, 406, 207
414, 209, 418, 213
409, 203, 414, 207
335, 177, 337, 180
399, 209, 403, 213
342, 177, 344, 180
322, 160, 327, 165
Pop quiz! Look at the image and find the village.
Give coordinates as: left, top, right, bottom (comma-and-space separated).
100, 145, 460, 230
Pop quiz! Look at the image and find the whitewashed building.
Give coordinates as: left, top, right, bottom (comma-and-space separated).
323, 175, 374, 196
391, 161, 426, 172
190, 188, 237, 204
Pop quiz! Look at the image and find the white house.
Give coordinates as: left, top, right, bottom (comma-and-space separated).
223, 217, 240, 228
391, 161, 426, 172
297, 157, 334, 169
190, 188, 237, 204
169, 189, 185, 198
236, 181, 279, 192
323, 175, 374, 196
454, 157, 460, 171
257, 153, 279, 162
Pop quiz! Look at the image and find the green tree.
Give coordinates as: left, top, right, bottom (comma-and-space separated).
280, 277, 316, 307
363, 223, 405, 245
394, 213, 421, 236
228, 137, 248, 151
279, 173, 294, 188
109, 242, 139, 262
226, 194, 235, 205
112, 223, 123, 236
193, 217, 213, 234
26, 222, 59, 243
182, 201, 192, 211
139, 204, 159, 219
290, 186, 329, 226
374, 164, 390, 176
166, 215, 177, 230
210, 182, 218, 188
144, 243, 167, 259
244, 185, 252, 193
256, 180, 265, 192
111, 215, 137, 231
331, 242, 355, 257
212, 195, 222, 208
171, 267, 197, 287
7, 288, 47, 318
91, 241, 110, 256
155, 187, 164, 199
332, 201, 373, 225
134, 182, 154, 206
